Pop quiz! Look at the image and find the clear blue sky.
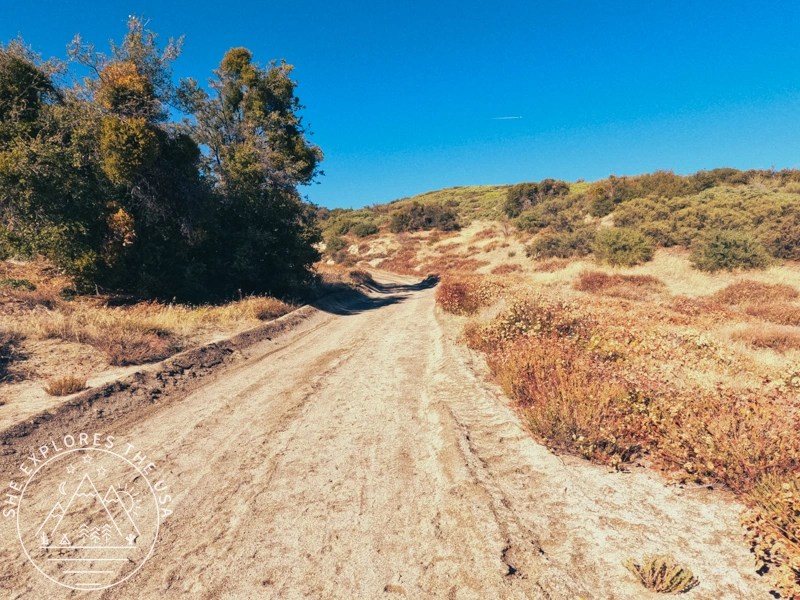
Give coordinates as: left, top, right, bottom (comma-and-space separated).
2, 1, 800, 208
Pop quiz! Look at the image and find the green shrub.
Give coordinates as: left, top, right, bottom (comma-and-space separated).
389, 201, 459, 232
526, 226, 596, 259
351, 222, 378, 237
690, 230, 772, 272
593, 227, 654, 266
504, 179, 569, 217
325, 235, 347, 253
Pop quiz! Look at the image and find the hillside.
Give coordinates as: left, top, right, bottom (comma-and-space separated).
321, 168, 800, 597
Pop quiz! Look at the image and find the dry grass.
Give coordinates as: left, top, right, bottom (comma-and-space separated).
624, 555, 699, 594
436, 275, 503, 316
712, 280, 799, 305
743, 302, 800, 326
445, 273, 800, 596
44, 375, 87, 396
490, 263, 522, 275
532, 258, 570, 272
732, 326, 800, 353
574, 271, 666, 300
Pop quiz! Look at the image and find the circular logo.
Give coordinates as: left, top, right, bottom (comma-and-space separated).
16, 446, 160, 591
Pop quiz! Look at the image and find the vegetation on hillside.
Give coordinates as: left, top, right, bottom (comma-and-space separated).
0, 17, 321, 300
435, 269, 800, 598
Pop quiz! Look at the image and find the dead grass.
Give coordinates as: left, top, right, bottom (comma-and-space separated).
712, 280, 799, 305
732, 327, 800, 353
490, 264, 522, 275
44, 375, 87, 396
743, 302, 800, 326
533, 258, 570, 272
624, 554, 699, 594
574, 271, 666, 300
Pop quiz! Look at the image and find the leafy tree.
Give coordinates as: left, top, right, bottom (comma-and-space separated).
190, 47, 323, 296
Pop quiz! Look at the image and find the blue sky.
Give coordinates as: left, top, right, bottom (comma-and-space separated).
2, 1, 800, 208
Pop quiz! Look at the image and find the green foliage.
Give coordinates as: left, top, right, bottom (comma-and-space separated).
351, 221, 378, 237
690, 230, 772, 272
0, 19, 323, 300
388, 201, 460, 232
325, 235, 347, 253
526, 226, 596, 259
593, 227, 654, 267
504, 179, 569, 217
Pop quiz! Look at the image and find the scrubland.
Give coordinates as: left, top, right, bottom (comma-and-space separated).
432, 253, 800, 596
321, 172, 800, 596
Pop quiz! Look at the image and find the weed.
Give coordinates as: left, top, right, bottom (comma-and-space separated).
624, 555, 699, 594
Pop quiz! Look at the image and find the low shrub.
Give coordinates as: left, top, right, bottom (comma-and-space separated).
593, 227, 654, 267
711, 280, 799, 305
490, 263, 522, 275
744, 303, 800, 326
435, 276, 502, 315
732, 327, 800, 353
351, 222, 378, 237
744, 474, 800, 598
525, 226, 596, 259
690, 230, 771, 272
574, 271, 665, 299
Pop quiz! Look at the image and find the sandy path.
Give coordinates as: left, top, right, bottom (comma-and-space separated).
0, 272, 771, 599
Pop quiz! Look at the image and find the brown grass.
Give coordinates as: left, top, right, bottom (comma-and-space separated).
574, 271, 666, 300
624, 555, 699, 594
436, 276, 503, 316
447, 277, 800, 596
490, 264, 522, 275
532, 258, 569, 272
743, 302, 800, 326
44, 375, 87, 396
712, 280, 799, 305
732, 327, 800, 353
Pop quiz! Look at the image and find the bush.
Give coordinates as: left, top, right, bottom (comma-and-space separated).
525, 226, 595, 259
389, 201, 460, 232
690, 230, 771, 272
435, 276, 502, 315
593, 227, 654, 266
351, 222, 378, 237
325, 235, 347, 254
44, 375, 87, 396
504, 179, 569, 217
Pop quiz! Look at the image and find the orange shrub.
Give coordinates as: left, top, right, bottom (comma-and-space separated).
435, 276, 503, 315
574, 271, 665, 300
490, 263, 522, 275
712, 280, 799, 305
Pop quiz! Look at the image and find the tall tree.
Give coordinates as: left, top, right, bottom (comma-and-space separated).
191, 47, 323, 295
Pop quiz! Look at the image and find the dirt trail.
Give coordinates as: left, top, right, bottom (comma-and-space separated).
0, 271, 772, 599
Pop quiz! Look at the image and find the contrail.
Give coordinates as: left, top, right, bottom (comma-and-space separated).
491, 116, 523, 120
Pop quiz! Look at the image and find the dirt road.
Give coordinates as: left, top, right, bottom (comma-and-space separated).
1, 271, 772, 598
